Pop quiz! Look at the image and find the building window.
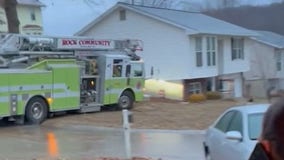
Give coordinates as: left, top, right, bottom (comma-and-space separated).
195, 37, 203, 67
188, 82, 202, 94
119, 10, 126, 21
112, 59, 123, 77
30, 10, 36, 21
206, 37, 216, 66
0, 19, 5, 25
219, 80, 233, 92
275, 50, 282, 71
231, 38, 244, 60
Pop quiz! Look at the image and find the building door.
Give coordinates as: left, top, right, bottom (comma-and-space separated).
234, 76, 243, 98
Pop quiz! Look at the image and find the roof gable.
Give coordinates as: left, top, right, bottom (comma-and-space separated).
17, 0, 45, 7
253, 30, 284, 49
127, 4, 256, 36
76, 2, 257, 37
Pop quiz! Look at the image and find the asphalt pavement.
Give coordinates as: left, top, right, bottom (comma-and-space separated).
0, 123, 205, 160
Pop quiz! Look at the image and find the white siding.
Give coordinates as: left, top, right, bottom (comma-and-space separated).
243, 39, 284, 97
0, 8, 8, 33
81, 9, 191, 81
275, 49, 284, 79
244, 39, 277, 80
245, 79, 267, 98
222, 37, 250, 74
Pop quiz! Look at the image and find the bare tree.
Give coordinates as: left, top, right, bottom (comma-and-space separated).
204, 0, 214, 10
151, 0, 175, 8
203, 0, 240, 10
223, 0, 240, 8
125, 0, 175, 8
0, 0, 19, 33
83, 0, 101, 7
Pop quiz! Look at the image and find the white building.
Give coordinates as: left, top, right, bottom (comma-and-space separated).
245, 31, 284, 98
76, 2, 256, 101
0, 0, 45, 34
17, 0, 45, 35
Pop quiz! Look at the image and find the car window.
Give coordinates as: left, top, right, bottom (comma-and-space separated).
214, 111, 236, 132
248, 113, 264, 140
227, 111, 243, 134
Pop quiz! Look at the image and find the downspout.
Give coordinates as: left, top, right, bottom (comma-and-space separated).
241, 72, 245, 98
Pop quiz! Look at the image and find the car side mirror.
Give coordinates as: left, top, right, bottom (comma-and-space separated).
226, 131, 242, 141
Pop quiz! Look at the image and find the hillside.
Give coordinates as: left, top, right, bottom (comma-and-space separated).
204, 2, 284, 36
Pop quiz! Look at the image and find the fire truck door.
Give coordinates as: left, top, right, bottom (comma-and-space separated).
108, 59, 125, 104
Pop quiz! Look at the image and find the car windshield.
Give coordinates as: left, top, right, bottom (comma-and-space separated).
248, 113, 264, 140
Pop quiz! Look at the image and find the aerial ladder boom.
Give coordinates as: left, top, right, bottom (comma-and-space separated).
0, 34, 143, 67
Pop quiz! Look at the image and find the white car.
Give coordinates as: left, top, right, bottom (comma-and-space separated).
203, 103, 270, 160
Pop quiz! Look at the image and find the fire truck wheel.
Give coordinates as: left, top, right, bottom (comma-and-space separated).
117, 91, 134, 110
25, 97, 48, 125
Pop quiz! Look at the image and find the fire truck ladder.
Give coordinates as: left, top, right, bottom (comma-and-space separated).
0, 33, 143, 67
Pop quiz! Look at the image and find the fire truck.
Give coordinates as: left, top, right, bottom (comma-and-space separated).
0, 34, 145, 124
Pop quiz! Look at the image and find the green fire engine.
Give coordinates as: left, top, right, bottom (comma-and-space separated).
0, 34, 145, 124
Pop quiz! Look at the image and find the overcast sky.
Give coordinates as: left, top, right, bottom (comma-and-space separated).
41, 0, 117, 36
41, 0, 280, 36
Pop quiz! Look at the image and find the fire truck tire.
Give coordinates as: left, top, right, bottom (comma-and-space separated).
25, 97, 48, 124
117, 91, 134, 110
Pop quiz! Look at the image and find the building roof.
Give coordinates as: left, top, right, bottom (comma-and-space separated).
76, 2, 257, 37
17, 0, 45, 7
253, 30, 284, 49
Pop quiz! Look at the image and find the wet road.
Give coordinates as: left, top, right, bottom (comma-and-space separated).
0, 123, 205, 160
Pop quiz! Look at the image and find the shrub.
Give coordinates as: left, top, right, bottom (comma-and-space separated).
206, 91, 222, 100
188, 93, 206, 103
